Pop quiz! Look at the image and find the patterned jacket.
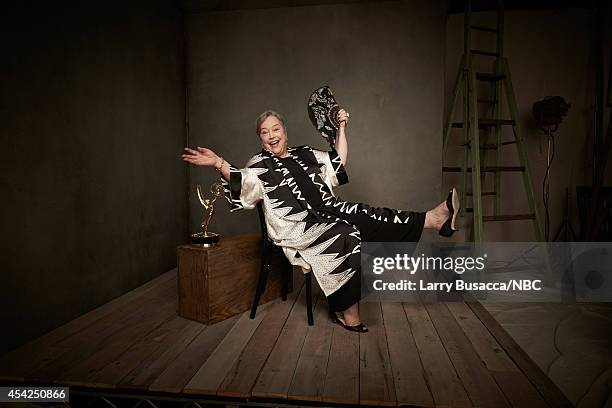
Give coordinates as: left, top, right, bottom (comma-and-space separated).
221, 145, 410, 296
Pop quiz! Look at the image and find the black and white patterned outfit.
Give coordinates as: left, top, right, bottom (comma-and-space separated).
222, 145, 425, 311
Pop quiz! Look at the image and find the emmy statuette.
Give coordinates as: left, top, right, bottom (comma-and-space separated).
191, 182, 223, 247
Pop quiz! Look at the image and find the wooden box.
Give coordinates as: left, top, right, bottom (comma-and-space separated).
177, 234, 292, 324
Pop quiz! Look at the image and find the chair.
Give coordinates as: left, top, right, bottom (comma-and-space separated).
250, 202, 314, 325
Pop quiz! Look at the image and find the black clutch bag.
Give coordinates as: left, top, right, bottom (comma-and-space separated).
307, 85, 341, 148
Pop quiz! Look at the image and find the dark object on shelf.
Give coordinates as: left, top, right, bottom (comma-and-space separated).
532, 96, 570, 132
576, 186, 612, 241
250, 202, 313, 325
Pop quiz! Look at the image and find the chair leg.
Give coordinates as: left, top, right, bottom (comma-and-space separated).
305, 273, 314, 326
250, 244, 271, 319
281, 257, 290, 301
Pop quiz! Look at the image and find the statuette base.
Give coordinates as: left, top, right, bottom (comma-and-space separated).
191, 232, 220, 247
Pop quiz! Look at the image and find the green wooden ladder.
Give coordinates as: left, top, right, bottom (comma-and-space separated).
443, 0, 545, 243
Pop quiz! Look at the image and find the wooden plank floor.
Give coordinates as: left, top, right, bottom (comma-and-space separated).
0, 268, 571, 407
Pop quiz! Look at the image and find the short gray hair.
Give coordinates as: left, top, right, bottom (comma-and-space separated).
255, 110, 286, 135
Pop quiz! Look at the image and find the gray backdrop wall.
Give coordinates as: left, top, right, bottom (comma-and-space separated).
186, 0, 446, 240
0, 0, 187, 354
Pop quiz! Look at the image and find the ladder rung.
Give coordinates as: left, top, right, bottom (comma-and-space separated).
476, 72, 505, 82
464, 210, 536, 221
466, 191, 496, 196
452, 119, 516, 128
483, 140, 519, 149
480, 118, 515, 126
477, 98, 498, 104
470, 25, 498, 33
471, 49, 500, 57
484, 214, 536, 222
443, 166, 525, 173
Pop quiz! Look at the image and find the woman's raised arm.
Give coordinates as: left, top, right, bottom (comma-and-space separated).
335, 109, 349, 165
182, 146, 230, 180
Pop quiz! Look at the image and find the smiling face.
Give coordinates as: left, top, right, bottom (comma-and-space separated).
259, 115, 289, 157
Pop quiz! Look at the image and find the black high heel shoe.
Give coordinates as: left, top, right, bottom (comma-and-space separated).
329, 310, 369, 333
439, 187, 460, 237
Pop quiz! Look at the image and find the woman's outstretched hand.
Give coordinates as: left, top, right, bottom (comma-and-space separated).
182, 146, 230, 181
182, 147, 219, 167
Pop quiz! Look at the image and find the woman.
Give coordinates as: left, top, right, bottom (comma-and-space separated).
182, 109, 458, 332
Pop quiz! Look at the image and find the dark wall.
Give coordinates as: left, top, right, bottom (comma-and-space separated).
0, 1, 187, 354
185, 0, 447, 239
